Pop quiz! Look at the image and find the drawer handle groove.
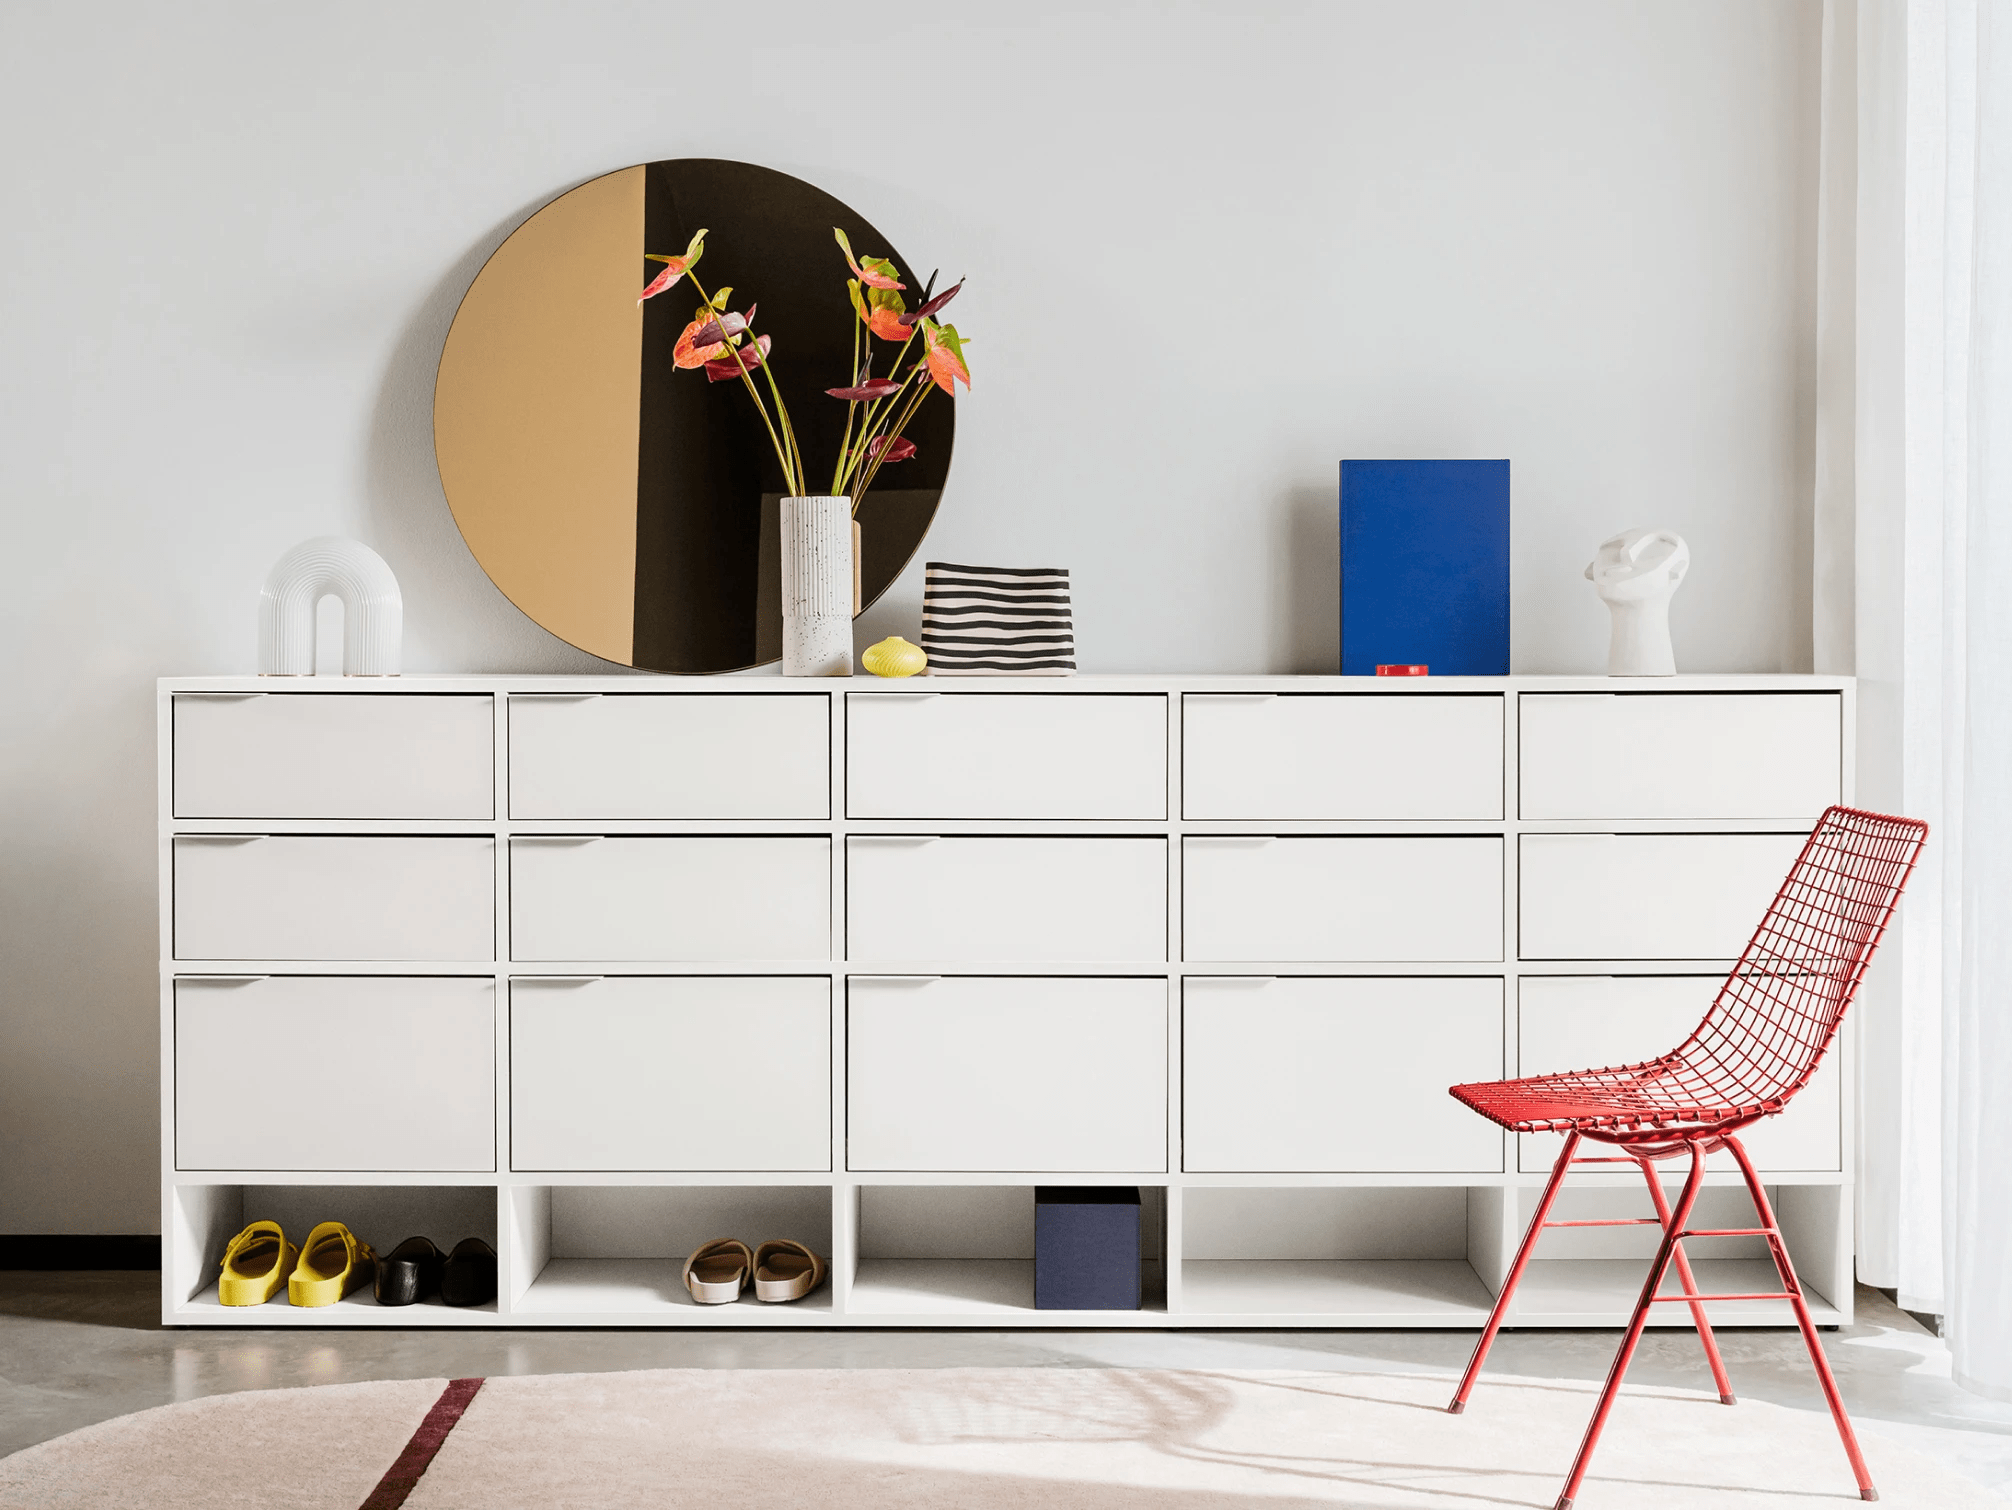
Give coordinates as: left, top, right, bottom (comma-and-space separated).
175, 975, 269, 985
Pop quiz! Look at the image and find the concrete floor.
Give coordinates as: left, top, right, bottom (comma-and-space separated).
3, 1275, 2008, 1499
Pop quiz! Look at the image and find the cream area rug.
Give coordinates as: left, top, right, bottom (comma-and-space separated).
0, 1367, 2000, 1510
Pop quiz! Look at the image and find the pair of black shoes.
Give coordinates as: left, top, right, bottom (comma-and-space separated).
373, 1236, 496, 1307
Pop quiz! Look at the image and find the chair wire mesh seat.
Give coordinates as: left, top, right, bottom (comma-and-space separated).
1445, 805, 1928, 1510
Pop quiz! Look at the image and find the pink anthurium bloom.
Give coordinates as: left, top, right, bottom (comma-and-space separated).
868, 435, 917, 463
866, 306, 909, 342
922, 321, 972, 395
638, 228, 708, 303
703, 333, 771, 382
827, 379, 903, 401
833, 226, 904, 290
673, 319, 728, 369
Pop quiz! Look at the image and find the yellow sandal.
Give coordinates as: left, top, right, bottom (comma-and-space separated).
218, 1220, 297, 1306
288, 1221, 377, 1307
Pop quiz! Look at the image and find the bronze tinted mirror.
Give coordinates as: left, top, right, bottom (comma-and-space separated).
434, 159, 952, 672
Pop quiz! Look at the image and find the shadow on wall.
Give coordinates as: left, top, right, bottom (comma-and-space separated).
362, 194, 627, 676
1275, 485, 1341, 675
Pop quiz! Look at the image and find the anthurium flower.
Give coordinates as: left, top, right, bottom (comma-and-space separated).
833, 227, 904, 290
686, 304, 756, 348
703, 333, 771, 382
866, 306, 909, 342
673, 318, 728, 369
900, 278, 964, 327
868, 434, 917, 463
827, 379, 903, 402
922, 321, 972, 394
638, 228, 707, 303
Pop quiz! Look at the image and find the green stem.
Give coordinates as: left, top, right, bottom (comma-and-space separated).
851, 381, 935, 506
686, 272, 796, 492
838, 328, 925, 493
832, 317, 862, 494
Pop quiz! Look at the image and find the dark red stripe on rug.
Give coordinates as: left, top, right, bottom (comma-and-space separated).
359, 1377, 484, 1510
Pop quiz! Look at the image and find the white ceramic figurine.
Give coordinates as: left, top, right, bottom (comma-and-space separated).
1585, 527, 1689, 676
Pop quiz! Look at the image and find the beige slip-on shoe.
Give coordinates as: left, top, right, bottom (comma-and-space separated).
683, 1238, 753, 1305
752, 1239, 827, 1303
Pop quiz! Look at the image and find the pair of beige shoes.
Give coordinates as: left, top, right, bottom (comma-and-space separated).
683, 1238, 825, 1305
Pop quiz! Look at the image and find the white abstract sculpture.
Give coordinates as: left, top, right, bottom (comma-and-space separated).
1585, 527, 1688, 677
258, 536, 403, 676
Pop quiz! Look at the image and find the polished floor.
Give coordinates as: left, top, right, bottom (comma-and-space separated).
3, 1274, 2008, 1499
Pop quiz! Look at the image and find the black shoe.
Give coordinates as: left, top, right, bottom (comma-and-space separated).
441, 1238, 496, 1307
374, 1236, 444, 1306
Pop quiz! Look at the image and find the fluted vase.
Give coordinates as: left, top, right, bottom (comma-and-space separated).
780, 496, 853, 677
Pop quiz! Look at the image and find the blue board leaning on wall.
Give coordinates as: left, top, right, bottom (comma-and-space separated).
1339, 460, 1510, 675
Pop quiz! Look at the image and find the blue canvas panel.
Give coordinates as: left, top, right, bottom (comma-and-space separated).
1339, 459, 1510, 675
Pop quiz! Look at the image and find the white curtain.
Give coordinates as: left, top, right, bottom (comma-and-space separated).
1822, 0, 2012, 1401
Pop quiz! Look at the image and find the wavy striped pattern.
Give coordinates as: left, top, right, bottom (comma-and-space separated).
920, 562, 1075, 675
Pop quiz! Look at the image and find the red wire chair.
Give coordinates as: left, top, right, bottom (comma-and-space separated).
1446, 805, 1928, 1510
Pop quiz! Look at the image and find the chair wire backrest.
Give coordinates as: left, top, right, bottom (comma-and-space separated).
1672, 805, 1928, 1112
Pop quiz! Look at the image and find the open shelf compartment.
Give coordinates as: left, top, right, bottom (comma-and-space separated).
1178, 1185, 1501, 1323
169, 1183, 498, 1324
509, 1184, 834, 1322
848, 1185, 1168, 1320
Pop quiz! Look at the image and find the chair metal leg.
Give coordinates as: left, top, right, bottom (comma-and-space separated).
1636, 1154, 1736, 1404
1724, 1135, 1878, 1502
1553, 1138, 1709, 1510
1448, 1130, 1580, 1413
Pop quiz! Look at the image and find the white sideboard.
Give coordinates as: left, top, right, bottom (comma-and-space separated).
157, 673, 1856, 1328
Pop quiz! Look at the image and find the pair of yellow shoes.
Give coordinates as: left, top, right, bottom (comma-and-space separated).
219, 1219, 377, 1307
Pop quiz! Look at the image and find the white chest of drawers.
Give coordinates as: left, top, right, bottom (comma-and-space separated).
158, 673, 1856, 1328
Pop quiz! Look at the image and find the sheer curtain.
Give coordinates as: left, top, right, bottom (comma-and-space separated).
1822, 0, 2012, 1400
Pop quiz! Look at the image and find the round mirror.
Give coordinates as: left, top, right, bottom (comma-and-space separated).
434, 159, 952, 673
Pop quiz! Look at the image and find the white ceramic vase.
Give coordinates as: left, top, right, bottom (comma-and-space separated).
780, 496, 853, 677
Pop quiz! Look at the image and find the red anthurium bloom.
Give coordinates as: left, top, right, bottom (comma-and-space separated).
673, 319, 728, 369
868, 435, 917, 463
833, 227, 905, 290
899, 278, 964, 326
922, 321, 972, 395
827, 379, 903, 401
703, 333, 771, 383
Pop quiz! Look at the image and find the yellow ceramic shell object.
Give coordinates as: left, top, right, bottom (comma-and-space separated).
862, 636, 927, 678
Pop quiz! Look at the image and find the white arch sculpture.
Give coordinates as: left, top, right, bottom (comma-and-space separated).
258, 537, 403, 676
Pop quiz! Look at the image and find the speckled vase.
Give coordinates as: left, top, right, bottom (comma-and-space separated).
780, 496, 853, 677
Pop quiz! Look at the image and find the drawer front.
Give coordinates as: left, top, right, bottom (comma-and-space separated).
1520, 693, 1841, 820
1183, 837, 1502, 962
846, 693, 1166, 819
1183, 977, 1505, 1172
173, 693, 493, 819
1518, 832, 1808, 960
847, 976, 1166, 1171
510, 837, 830, 961
1517, 975, 1840, 1171
509, 694, 828, 819
174, 976, 494, 1170
173, 837, 494, 960
1184, 694, 1503, 819
847, 837, 1166, 962
511, 976, 831, 1170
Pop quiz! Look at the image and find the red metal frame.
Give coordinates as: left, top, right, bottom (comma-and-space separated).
1446, 805, 1928, 1510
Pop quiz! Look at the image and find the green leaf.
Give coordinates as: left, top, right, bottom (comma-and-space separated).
833, 226, 857, 263
867, 285, 906, 316
863, 255, 901, 283
683, 227, 708, 262
710, 287, 732, 309
934, 323, 969, 363
847, 279, 867, 321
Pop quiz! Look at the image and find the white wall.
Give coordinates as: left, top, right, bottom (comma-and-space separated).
0, 0, 1819, 1231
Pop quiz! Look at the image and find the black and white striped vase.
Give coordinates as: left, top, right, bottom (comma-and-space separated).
920, 563, 1076, 675
780, 496, 853, 677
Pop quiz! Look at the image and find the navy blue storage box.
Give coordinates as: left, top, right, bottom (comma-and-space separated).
1034, 1186, 1141, 1310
